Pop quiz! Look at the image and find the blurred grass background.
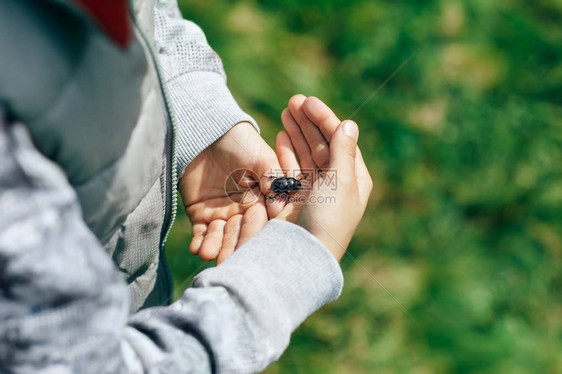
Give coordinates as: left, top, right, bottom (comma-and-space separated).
165, 0, 562, 372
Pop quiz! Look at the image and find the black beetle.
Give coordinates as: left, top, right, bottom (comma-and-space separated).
266, 176, 302, 200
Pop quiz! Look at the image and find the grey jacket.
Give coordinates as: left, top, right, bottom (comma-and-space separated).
0, 0, 343, 373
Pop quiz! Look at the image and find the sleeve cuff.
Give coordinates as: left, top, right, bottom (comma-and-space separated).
192, 219, 344, 333
165, 71, 259, 179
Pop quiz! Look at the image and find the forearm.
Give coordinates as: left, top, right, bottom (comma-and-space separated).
127, 220, 342, 372
167, 71, 257, 178
153, 0, 258, 179
0, 121, 343, 373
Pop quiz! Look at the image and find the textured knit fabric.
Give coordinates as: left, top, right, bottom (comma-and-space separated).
154, 0, 259, 179
0, 0, 173, 312
0, 0, 346, 372
0, 118, 343, 373
0, 0, 256, 310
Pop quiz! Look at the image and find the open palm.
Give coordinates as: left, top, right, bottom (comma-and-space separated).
179, 122, 283, 264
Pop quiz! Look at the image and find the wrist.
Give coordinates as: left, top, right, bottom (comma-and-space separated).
276, 211, 347, 262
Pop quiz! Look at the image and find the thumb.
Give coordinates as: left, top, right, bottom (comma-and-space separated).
329, 120, 358, 173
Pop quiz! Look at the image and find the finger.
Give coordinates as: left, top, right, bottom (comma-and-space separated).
281, 108, 315, 171
189, 223, 208, 255
330, 121, 358, 177
255, 152, 285, 218
276, 131, 300, 177
199, 219, 226, 261
237, 202, 268, 249
302, 96, 342, 141
216, 214, 243, 265
186, 200, 245, 223
288, 95, 330, 169
355, 146, 374, 206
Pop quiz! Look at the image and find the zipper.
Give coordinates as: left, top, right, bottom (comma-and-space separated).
129, 1, 178, 304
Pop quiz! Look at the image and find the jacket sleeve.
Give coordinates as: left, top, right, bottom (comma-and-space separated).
0, 120, 343, 373
153, 0, 258, 180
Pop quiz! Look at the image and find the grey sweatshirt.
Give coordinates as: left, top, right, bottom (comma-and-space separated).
0, 1, 344, 372
0, 120, 343, 373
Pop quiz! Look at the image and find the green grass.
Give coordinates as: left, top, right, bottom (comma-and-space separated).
166, 0, 562, 372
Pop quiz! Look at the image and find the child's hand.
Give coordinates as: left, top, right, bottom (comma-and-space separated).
180, 122, 286, 265
275, 95, 373, 260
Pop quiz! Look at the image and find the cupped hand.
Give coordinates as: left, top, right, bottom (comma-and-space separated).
276, 95, 373, 260
179, 122, 284, 265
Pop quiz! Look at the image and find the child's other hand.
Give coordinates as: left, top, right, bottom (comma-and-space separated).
276, 95, 373, 261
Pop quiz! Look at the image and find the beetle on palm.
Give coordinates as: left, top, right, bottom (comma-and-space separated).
265, 175, 306, 200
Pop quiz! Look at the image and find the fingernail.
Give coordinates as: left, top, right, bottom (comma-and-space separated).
342, 121, 358, 140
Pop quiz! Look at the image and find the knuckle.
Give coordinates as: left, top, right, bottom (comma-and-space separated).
311, 143, 329, 166
301, 153, 314, 166
343, 143, 356, 158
